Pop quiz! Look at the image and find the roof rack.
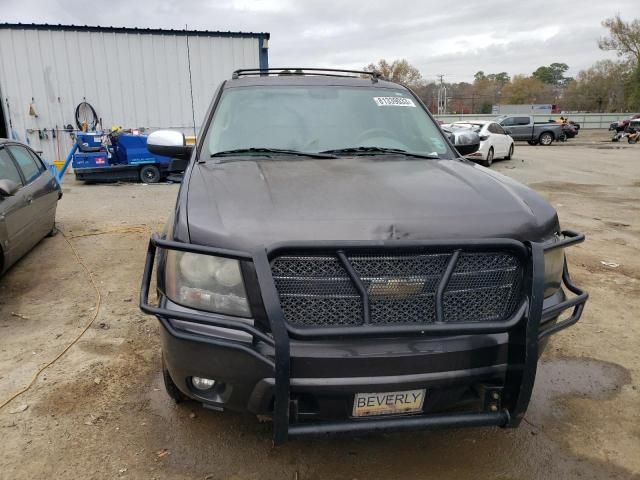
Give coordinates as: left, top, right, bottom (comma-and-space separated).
231, 68, 382, 82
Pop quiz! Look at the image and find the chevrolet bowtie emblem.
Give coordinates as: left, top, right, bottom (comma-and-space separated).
368, 278, 424, 298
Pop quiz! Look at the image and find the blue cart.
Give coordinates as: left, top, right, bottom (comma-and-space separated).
62, 132, 173, 183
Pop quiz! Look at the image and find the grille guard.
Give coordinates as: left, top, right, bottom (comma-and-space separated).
140, 231, 588, 445
268, 242, 527, 336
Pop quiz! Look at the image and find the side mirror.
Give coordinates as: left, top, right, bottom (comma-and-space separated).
0, 179, 20, 197
504, 128, 512, 135
443, 127, 481, 156
147, 130, 193, 160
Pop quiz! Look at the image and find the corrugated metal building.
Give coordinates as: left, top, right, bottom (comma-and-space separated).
0, 23, 269, 161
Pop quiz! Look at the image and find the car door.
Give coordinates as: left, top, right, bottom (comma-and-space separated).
26, 147, 60, 237
500, 117, 523, 140
0, 147, 31, 271
491, 123, 509, 156
512, 116, 533, 140
6, 145, 58, 248
498, 116, 518, 140
484, 123, 500, 156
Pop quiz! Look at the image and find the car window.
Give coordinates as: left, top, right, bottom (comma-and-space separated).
500, 117, 514, 126
515, 117, 530, 125
7, 145, 41, 184
27, 149, 47, 172
452, 123, 482, 132
0, 148, 24, 185
493, 123, 506, 135
205, 85, 456, 159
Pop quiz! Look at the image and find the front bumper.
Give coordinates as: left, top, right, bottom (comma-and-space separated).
140, 232, 588, 444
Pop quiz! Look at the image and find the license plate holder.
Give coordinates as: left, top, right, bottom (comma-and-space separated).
352, 389, 426, 417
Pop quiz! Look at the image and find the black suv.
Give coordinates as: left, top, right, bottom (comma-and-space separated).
141, 68, 588, 444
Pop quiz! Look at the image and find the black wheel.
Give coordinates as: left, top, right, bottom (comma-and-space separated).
506, 144, 514, 160
75, 101, 98, 131
527, 140, 538, 146
539, 132, 554, 145
162, 356, 187, 403
140, 165, 161, 183
481, 147, 494, 167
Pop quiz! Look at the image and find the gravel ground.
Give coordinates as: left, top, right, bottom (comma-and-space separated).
0, 131, 638, 479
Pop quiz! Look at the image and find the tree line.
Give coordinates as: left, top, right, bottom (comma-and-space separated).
366, 14, 640, 113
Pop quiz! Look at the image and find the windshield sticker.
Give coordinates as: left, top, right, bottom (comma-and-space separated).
373, 96, 416, 107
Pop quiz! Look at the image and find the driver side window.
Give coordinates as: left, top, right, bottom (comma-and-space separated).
0, 148, 23, 186
7, 146, 42, 184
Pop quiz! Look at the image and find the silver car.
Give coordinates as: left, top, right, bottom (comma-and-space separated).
0, 139, 61, 274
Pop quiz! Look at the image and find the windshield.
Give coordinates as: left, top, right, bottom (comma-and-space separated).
204, 85, 454, 159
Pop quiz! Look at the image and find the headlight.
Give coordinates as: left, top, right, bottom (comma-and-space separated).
164, 250, 250, 317
543, 247, 565, 298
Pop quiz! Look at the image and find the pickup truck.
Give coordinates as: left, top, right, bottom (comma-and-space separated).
496, 115, 563, 145
140, 68, 588, 444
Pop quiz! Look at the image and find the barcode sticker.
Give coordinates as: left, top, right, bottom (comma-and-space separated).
373, 97, 416, 107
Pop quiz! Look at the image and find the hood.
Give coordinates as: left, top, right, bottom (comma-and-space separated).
186, 157, 558, 251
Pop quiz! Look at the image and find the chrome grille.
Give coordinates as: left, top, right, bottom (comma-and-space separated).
271, 251, 523, 328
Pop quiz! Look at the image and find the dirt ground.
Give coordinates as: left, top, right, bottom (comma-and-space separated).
1, 130, 638, 479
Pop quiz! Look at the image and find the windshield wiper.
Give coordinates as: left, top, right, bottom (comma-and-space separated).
320, 147, 440, 159
209, 148, 338, 160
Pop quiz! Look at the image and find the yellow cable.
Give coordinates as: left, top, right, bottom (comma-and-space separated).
0, 228, 103, 410
68, 225, 150, 239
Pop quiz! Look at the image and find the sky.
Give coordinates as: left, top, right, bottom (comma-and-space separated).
0, 0, 636, 83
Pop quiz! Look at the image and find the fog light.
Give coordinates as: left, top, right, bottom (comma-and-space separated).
192, 376, 216, 391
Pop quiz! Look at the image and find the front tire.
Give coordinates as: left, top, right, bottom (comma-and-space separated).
140, 165, 161, 183
481, 147, 494, 167
539, 132, 554, 145
162, 356, 187, 403
505, 144, 514, 160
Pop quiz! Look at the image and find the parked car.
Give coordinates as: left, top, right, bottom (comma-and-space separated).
139, 68, 587, 445
609, 114, 640, 133
612, 119, 640, 143
545, 119, 579, 141
0, 139, 61, 274
496, 114, 563, 145
561, 123, 579, 139
445, 121, 515, 166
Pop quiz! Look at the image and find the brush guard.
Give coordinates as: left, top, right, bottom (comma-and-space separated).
140, 231, 588, 445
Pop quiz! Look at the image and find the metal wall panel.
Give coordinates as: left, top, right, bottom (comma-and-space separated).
0, 26, 265, 161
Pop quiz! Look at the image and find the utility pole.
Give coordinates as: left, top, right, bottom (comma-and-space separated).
436, 74, 447, 114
